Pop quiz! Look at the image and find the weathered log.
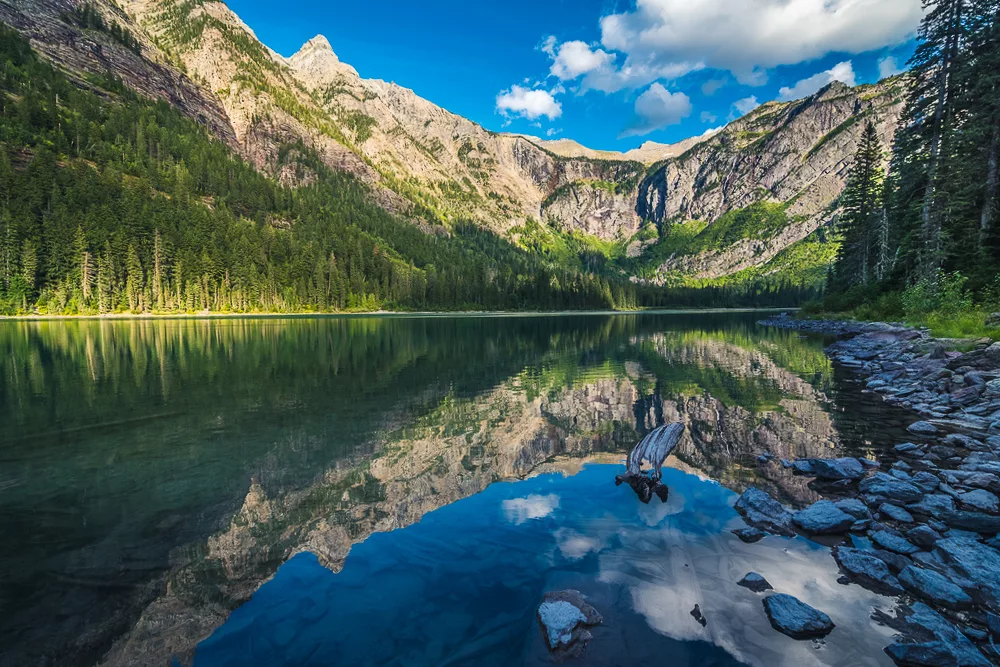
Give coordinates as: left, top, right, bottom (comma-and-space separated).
615, 423, 685, 503
625, 422, 684, 481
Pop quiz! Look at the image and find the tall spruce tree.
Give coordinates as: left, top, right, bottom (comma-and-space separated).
834, 121, 886, 288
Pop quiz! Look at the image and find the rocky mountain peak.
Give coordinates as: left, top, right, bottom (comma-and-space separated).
288, 33, 359, 83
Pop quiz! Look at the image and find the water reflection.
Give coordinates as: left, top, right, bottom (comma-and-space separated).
0, 314, 913, 667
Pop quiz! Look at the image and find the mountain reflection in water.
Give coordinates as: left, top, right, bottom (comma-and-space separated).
0, 313, 914, 667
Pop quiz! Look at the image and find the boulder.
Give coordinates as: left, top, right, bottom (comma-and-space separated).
908, 421, 939, 436
958, 489, 999, 514
898, 566, 972, 610
833, 546, 904, 595
738, 572, 773, 593
537, 590, 602, 656
934, 537, 1000, 607
809, 457, 866, 481
883, 602, 991, 667
861, 473, 924, 504
762, 594, 835, 640
871, 530, 921, 555
793, 500, 855, 534
907, 525, 942, 549
734, 488, 796, 537
880, 503, 915, 523
835, 498, 871, 519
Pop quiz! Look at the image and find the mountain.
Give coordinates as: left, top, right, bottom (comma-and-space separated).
0, 0, 905, 313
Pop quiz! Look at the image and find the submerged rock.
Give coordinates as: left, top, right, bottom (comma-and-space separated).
734, 488, 796, 537
537, 590, 602, 657
793, 500, 855, 534
762, 594, 835, 639
833, 546, 904, 595
690, 604, 707, 627
738, 572, 773, 593
732, 526, 766, 543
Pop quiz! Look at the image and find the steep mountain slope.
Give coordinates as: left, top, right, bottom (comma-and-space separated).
635, 80, 905, 281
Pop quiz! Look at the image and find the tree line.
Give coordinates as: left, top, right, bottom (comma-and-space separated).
0, 23, 809, 315
828, 0, 1000, 316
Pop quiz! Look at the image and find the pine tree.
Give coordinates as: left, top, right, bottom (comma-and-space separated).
834, 122, 886, 288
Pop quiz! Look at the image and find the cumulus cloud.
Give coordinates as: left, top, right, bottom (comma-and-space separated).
548, 40, 616, 80
777, 61, 856, 101
502, 494, 560, 524
621, 83, 693, 137
496, 85, 562, 121
733, 96, 761, 116
700, 111, 718, 123
878, 56, 905, 79
599, 0, 922, 85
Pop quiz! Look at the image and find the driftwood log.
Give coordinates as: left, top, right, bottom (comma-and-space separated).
615, 422, 685, 503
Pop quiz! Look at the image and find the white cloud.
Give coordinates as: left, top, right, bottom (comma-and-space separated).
733, 96, 760, 116
878, 56, 905, 79
549, 40, 616, 80
700, 111, 717, 123
502, 494, 560, 524
545, 127, 561, 137
496, 85, 562, 121
701, 78, 726, 96
599, 0, 923, 85
621, 83, 693, 137
777, 61, 856, 101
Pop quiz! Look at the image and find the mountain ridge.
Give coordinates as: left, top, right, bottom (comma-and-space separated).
1, 0, 904, 286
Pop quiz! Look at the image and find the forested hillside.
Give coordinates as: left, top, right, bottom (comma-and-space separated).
0, 25, 816, 315
824, 0, 1000, 335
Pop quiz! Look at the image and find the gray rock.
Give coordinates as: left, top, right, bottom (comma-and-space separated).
810, 457, 866, 480
883, 602, 991, 667
907, 525, 942, 548
762, 594, 835, 640
895, 443, 924, 456
908, 421, 939, 435
958, 489, 999, 514
880, 503, 915, 523
859, 457, 881, 469
872, 530, 921, 555
732, 526, 766, 543
934, 537, 1000, 607
792, 459, 815, 475
898, 566, 973, 609
835, 498, 871, 519
851, 519, 872, 532
737, 572, 773, 593
793, 500, 856, 534
912, 471, 941, 493
861, 473, 924, 504
833, 546, 904, 595
734, 488, 795, 537
537, 590, 602, 655
873, 548, 913, 573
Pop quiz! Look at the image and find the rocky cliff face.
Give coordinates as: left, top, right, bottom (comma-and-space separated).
637, 80, 905, 279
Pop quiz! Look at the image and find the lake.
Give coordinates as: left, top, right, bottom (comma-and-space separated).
0, 312, 918, 667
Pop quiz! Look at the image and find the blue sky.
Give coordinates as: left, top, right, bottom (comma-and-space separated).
226, 0, 922, 152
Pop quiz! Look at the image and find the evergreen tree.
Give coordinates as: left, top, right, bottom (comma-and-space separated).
834, 122, 885, 288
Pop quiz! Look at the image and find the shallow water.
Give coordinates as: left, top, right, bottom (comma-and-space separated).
0, 312, 917, 666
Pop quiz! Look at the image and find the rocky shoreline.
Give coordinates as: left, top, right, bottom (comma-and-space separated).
746, 315, 1000, 666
